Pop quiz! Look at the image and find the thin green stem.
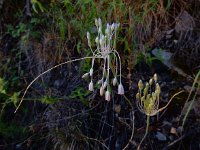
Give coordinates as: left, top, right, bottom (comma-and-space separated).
137, 115, 150, 150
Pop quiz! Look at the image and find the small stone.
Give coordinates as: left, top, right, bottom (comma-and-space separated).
114, 105, 121, 113
155, 132, 167, 141
170, 127, 177, 135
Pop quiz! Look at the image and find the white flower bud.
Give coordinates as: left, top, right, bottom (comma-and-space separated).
87, 32, 90, 40
89, 68, 93, 76
105, 28, 109, 35
113, 77, 117, 86
100, 86, 104, 96
82, 72, 89, 79
87, 32, 91, 47
103, 81, 107, 89
105, 90, 111, 101
95, 18, 98, 27
89, 81, 94, 91
106, 23, 109, 29
95, 37, 99, 44
99, 37, 104, 46
111, 23, 115, 31
98, 27, 102, 34
98, 18, 102, 28
118, 83, 124, 95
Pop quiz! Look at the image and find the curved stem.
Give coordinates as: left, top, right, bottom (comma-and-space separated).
113, 50, 122, 83
137, 115, 150, 150
14, 56, 98, 113
111, 51, 118, 78
158, 90, 183, 113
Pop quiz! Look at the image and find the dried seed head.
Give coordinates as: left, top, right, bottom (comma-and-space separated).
82, 72, 89, 79
153, 73, 157, 83
100, 86, 104, 96
89, 81, 94, 91
138, 80, 143, 90
112, 77, 117, 86
105, 90, 111, 101
118, 83, 124, 95
89, 68, 93, 76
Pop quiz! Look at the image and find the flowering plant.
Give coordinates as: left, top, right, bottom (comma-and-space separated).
82, 18, 124, 101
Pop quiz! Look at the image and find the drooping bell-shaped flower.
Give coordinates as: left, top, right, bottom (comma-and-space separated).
113, 77, 117, 86
88, 80, 94, 91
118, 83, 124, 95
105, 90, 111, 101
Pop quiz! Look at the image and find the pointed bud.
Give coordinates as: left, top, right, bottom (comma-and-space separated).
95, 37, 99, 44
153, 73, 157, 83
89, 81, 94, 91
98, 27, 102, 34
99, 37, 104, 46
82, 72, 89, 79
95, 18, 98, 27
118, 83, 124, 95
89, 68, 93, 76
136, 93, 140, 100
98, 18, 102, 28
152, 92, 156, 101
149, 78, 153, 86
87, 32, 91, 47
111, 23, 115, 31
100, 86, 104, 96
141, 96, 145, 102
156, 83, 161, 94
87, 32, 90, 40
138, 80, 143, 90
105, 90, 111, 101
113, 77, 117, 86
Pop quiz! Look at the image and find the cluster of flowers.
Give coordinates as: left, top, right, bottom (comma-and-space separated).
136, 74, 161, 116
82, 18, 124, 101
